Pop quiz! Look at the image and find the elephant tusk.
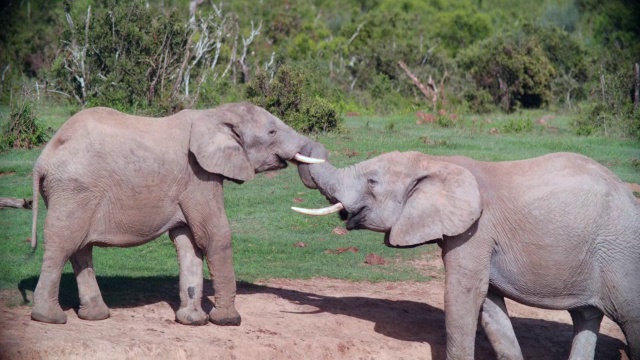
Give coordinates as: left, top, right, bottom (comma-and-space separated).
291, 202, 344, 216
294, 153, 325, 164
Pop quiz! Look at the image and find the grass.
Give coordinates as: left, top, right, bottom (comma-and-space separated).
1, 103, 639, 305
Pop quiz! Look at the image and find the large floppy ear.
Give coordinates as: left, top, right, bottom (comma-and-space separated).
189, 117, 254, 182
388, 159, 482, 247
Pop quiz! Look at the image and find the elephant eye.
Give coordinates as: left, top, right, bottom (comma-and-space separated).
367, 178, 378, 187
268, 129, 277, 136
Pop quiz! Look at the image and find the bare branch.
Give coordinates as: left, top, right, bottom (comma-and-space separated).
47, 89, 72, 98
399, 60, 437, 111
346, 22, 365, 47
239, 21, 262, 82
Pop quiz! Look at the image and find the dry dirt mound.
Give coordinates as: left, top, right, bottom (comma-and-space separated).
0, 277, 628, 360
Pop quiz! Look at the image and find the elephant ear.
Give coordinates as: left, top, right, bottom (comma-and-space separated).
388, 160, 482, 247
189, 117, 254, 182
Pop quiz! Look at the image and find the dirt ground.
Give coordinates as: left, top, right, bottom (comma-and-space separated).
0, 272, 629, 360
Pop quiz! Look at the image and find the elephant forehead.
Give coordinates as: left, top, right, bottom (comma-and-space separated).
367, 152, 422, 175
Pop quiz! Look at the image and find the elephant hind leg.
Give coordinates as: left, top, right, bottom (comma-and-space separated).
480, 291, 523, 360
568, 307, 603, 360
70, 246, 109, 320
31, 248, 69, 324
620, 320, 640, 360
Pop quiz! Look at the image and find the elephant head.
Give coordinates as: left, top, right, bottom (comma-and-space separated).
189, 102, 325, 183
294, 151, 482, 246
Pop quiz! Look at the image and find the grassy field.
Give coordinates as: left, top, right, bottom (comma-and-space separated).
1, 104, 639, 306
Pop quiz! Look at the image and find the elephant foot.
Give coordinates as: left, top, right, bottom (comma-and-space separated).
209, 307, 241, 326
31, 304, 67, 324
176, 307, 209, 326
78, 298, 110, 321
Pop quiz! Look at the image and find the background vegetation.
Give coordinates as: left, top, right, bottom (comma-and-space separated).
0, 0, 639, 137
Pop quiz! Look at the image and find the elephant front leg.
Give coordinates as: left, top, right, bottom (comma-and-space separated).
441, 236, 492, 360
181, 178, 241, 326
204, 221, 241, 326
70, 246, 109, 320
169, 226, 208, 326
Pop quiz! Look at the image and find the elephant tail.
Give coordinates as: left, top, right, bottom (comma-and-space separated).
31, 165, 42, 253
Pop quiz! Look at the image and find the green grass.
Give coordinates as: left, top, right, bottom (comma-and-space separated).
1, 104, 639, 305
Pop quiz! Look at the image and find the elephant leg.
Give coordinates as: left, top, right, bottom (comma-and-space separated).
441, 232, 493, 360
31, 248, 69, 324
180, 179, 241, 327
480, 291, 523, 360
622, 322, 640, 360
202, 217, 241, 326
70, 246, 109, 320
169, 226, 208, 326
568, 307, 603, 360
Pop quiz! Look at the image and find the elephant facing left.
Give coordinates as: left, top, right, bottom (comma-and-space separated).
29, 102, 325, 326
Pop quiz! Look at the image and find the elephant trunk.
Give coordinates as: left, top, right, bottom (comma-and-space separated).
295, 145, 353, 215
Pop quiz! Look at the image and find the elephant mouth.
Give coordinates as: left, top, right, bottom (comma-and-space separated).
344, 206, 367, 230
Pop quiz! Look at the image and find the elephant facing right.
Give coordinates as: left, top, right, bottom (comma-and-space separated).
293, 149, 640, 360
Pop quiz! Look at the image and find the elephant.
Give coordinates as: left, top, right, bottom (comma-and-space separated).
29, 102, 325, 326
293, 149, 640, 360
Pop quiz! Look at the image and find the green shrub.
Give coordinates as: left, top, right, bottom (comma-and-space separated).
462, 89, 495, 114
436, 114, 455, 128
246, 66, 342, 133
574, 69, 640, 139
434, 8, 492, 56
460, 33, 556, 112
500, 118, 533, 133
1, 102, 49, 151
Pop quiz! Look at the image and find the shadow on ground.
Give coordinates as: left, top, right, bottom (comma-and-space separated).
17, 275, 627, 360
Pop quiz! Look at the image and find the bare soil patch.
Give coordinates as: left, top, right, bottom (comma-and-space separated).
0, 274, 628, 360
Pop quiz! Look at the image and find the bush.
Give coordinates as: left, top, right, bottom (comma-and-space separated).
246, 66, 342, 133
462, 89, 495, 114
574, 68, 640, 139
1, 102, 49, 151
460, 33, 556, 112
500, 118, 534, 133
49, 1, 189, 113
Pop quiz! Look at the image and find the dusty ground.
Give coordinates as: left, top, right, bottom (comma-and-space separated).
0, 271, 629, 360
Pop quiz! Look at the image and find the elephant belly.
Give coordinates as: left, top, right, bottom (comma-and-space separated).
488, 248, 599, 311
87, 196, 186, 247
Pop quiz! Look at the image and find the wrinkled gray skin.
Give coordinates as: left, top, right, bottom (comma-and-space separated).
31, 102, 325, 326
297, 148, 640, 360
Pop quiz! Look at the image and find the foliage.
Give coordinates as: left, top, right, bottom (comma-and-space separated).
0, 1, 65, 102
0, 101, 49, 151
500, 118, 534, 133
246, 66, 342, 133
460, 33, 556, 112
434, 8, 493, 56
462, 88, 495, 114
1, 0, 639, 137
574, 67, 640, 139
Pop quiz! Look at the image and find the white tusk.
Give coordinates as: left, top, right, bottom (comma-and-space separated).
292, 202, 344, 216
294, 153, 325, 164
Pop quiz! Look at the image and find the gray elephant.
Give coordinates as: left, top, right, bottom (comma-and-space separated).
294, 149, 640, 360
30, 102, 325, 326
